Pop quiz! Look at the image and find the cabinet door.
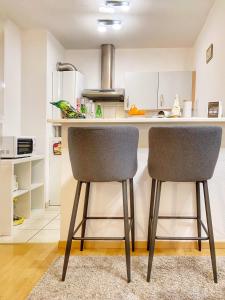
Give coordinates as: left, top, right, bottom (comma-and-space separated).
125, 72, 158, 110
158, 71, 192, 109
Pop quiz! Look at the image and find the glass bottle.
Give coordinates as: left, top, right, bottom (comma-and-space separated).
95, 104, 103, 118
80, 98, 87, 114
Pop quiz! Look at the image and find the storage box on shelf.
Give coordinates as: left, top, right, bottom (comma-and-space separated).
0, 155, 45, 235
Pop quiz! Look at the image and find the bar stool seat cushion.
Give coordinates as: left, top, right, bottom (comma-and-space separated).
68, 126, 139, 182
148, 126, 222, 182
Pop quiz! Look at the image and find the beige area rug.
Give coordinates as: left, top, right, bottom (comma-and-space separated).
28, 256, 225, 300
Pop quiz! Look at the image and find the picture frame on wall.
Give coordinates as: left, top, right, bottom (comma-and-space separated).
206, 44, 213, 64
208, 101, 222, 118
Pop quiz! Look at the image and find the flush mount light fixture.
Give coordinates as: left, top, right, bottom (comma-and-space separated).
99, 0, 130, 13
97, 19, 122, 32
107, 0, 130, 11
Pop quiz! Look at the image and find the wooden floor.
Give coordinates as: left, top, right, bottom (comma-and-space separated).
0, 243, 225, 300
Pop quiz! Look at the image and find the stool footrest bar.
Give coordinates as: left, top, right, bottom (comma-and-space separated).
158, 216, 198, 220
72, 237, 125, 241
73, 217, 133, 242
156, 236, 209, 241
86, 217, 132, 220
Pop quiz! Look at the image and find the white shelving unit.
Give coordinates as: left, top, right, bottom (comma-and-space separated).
0, 155, 45, 235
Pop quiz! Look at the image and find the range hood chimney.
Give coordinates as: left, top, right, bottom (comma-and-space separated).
101, 44, 114, 90
82, 44, 124, 102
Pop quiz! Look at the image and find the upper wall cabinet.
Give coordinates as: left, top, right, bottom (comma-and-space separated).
125, 71, 194, 110
125, 72, 158, 110
158, 71, 193, 109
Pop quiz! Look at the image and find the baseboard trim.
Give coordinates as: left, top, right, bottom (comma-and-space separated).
58, 240, 225, 250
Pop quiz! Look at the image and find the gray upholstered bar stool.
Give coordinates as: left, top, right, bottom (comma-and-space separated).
62, 126, 139, 283
147, 126, 222, 283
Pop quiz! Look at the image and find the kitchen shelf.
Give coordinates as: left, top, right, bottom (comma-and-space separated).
13, 189, 29, 198
0, 155, 44, 165
0, 155, 45, 235
30, 182, 44, 191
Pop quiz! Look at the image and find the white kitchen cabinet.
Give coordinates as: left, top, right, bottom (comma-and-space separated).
124, 71, 193, 110
158, 71, 193, 109
125, 72, 158, 110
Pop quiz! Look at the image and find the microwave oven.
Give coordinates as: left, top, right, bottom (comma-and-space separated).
0, 136, 36, 158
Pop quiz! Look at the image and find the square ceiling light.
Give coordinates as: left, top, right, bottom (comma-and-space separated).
97, 19, 122, 32
99, 0, 130, 13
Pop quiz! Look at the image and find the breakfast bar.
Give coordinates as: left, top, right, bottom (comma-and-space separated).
49, 117, 225, 244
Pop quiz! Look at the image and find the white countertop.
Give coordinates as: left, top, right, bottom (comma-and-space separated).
48, 117, 225, 125
0, 155, 44, 165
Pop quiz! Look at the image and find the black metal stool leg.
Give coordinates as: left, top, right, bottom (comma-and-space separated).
203, 181, 218, 283
147, 180, 161, 282
196, 182, 201, 251
147, 179, 156, 251
62, 181, 82, 281
129, 178, 135, 252
80, 182, 90, 251
122, 180, 131, 283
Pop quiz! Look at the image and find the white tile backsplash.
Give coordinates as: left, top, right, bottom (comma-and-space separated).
97, 103, 125, 119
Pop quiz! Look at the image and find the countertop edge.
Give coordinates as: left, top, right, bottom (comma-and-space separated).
47, 117, 225, 125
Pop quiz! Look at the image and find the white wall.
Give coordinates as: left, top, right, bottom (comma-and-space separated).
194, 0, 225, 117
3, 20, 21, 135
0, 20, 3, 139
22, 30, 65, 203
21, 30, 47, 152
22, 30, 65, 151
65, 49, 100, 89
66, 48, 194, 89
0, 19, 4, 125
47, 32, 65, 119
46, 32, 64, 205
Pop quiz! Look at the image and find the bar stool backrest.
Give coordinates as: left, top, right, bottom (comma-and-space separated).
68, 126, 139, 182
148, 126, 222, 182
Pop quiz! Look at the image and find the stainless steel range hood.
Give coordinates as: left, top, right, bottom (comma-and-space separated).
82, 44, 124, 102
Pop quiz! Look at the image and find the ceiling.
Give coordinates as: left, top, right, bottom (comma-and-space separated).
0, 0, 215, 49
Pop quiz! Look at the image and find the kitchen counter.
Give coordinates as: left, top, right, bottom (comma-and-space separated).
49, 117, 225, 245
48, 117, 225, 124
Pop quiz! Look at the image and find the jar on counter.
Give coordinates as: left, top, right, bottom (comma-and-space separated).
183, 100, 192, 118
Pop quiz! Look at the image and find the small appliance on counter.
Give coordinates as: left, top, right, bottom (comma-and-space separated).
0, 136, 36, 158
